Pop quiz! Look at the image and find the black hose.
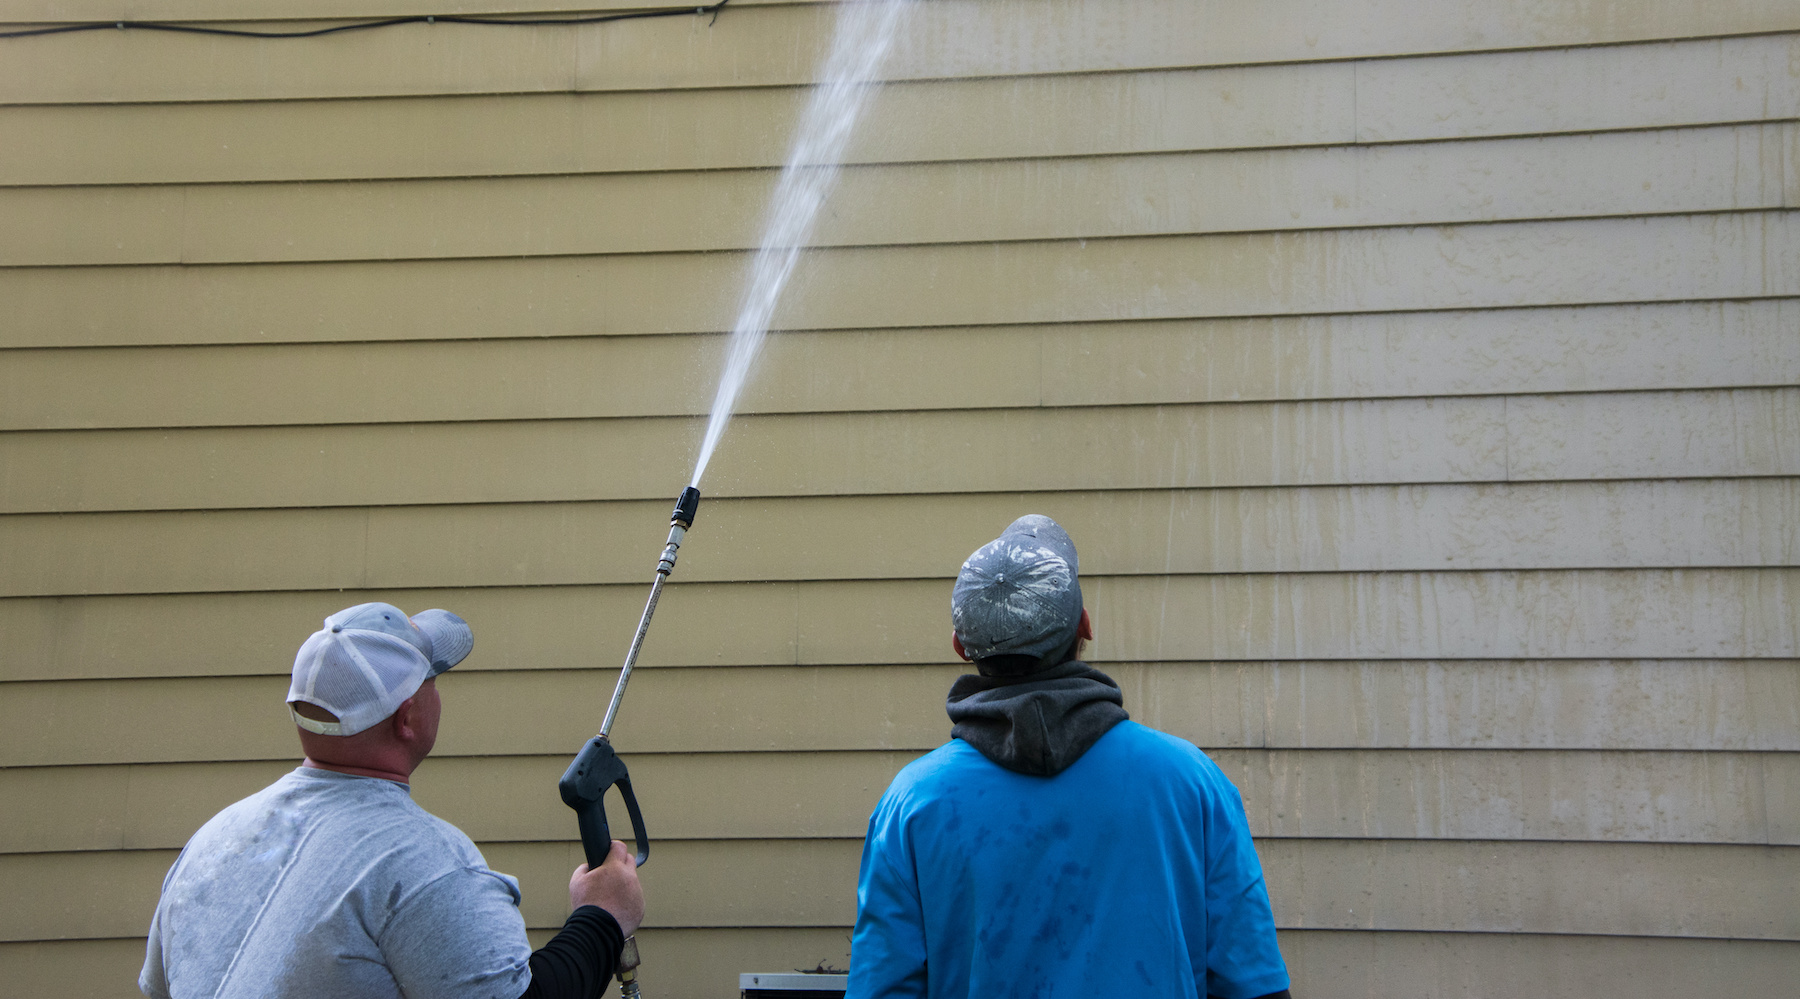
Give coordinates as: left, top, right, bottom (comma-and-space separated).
0, 1, 730, 40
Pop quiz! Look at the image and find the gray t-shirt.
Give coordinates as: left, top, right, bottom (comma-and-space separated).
141, 766, 534, 999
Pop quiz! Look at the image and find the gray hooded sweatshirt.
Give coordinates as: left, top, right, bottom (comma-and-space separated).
945, 659, 1130, 776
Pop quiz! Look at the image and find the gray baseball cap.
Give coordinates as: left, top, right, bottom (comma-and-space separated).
951, 515, 1084, 666
287, 602, 473, 736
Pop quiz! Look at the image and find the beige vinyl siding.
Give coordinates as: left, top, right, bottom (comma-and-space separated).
6, 483, 1800, 599
5, 0, 1800, 104
8, 837, 1798, 940
7, 32, 1799, 188
8, 212, 1799, 349
6, 932, 1797, 999
3, 301, 1800, 430
5, 749, 1796, 854
4, 0, 1798, 996
7, 121, 1797, 267
8, 658, 1800, 765
1, 568, 1796, 681
2, 389, 1798, 515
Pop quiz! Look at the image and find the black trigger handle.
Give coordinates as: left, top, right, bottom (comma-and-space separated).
558, 736, 649, 868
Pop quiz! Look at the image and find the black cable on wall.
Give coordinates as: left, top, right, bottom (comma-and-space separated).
0, 0, 730, 39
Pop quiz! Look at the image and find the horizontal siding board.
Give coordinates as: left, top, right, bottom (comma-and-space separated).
1277, 931, 1800, 999
0, 760, 297, 854
9, 838, 1795, 940
1356, 32, 1800, 143
0, 754, 908, 852
7, 212, 1797, 349
0, 849, 175, 943
8, 657, 1798, 766
133, 474, 1800, 575
1122, 660, 1800, 755
0, 929, 858, 999
0, 18, 594, 105
6, 931, 1797, 999
1226, 748, 1798, 845
5, 301, 1800, 431
11, 32, 1800, 187
619, 659, 1800, 754
0, 584, 824, 683
1, 388, 1794, 518
5, 749, 1790, 853
1507, 389, 1800, 480
1262, 839, 1800, 939
1, 572, 1794, 684
3, 848, 194, 942
1, 397, 1512, 514
2, 481, 1796, 595
4, 0, 1799, 104
2, 65, 1360, 186
0, 939, 147, 999
1092, 569, 1800, 663
10, 122, 1796, 267
1041, 301, 1800, 411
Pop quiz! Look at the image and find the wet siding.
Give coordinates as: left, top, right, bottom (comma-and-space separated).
2, 1, 1797, 996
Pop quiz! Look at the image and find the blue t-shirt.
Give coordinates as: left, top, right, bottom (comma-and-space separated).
848, 722, 1288, 999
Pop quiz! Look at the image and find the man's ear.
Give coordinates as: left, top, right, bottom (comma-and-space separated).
951, 631, 973, 662
390, 695, 420, 743
1076, 607, 1093, 641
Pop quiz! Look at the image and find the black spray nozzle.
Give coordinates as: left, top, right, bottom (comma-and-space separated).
671, 486, 701, 529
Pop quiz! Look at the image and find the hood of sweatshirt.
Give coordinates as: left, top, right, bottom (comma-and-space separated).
945, 660, 1129, 776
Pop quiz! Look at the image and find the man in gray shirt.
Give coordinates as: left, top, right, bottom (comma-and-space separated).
142, 602, 643, 999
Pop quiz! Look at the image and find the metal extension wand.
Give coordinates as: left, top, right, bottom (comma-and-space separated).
600, 485, 701, 739
559, 486, 702, 999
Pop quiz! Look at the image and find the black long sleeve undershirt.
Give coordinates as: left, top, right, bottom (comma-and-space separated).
517, 906, 625, 999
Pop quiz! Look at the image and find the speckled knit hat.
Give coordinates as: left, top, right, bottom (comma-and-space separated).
951, 515, 1083, 663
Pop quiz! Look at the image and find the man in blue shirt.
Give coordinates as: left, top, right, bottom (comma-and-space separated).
848, 516, 1292, 999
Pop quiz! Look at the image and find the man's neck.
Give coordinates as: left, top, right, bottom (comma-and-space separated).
302, 757, 411, 784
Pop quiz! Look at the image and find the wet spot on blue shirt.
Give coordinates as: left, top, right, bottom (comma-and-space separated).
977, 915, 1014, 954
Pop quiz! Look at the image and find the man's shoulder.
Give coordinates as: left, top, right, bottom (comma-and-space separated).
181, 767, 317, 845
323, 776, 486, 867
1077, 721, 1236, 790
890, 739, 978, 784
191, 767, 483, 869
1097, 720, 1209, 761
876, 740, 991, 805
283, 771, 503, 898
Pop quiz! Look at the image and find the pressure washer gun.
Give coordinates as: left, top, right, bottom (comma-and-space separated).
559, 485, 701, 999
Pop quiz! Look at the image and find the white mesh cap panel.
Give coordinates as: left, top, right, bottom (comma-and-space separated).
288, 628, 431, 736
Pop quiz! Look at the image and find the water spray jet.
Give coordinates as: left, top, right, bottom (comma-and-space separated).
557, 2, 914, 994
